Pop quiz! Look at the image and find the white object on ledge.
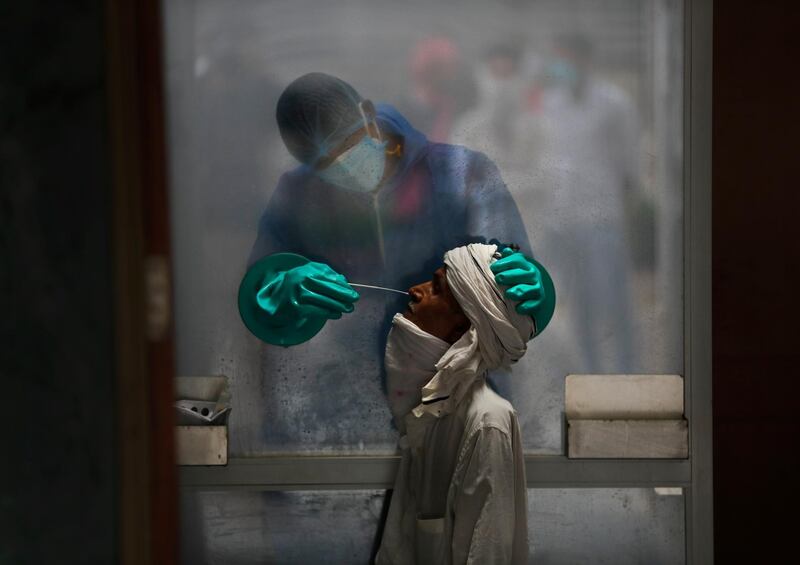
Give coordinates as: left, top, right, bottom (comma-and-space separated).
174, 376, 229, 466
567, 419, 688, 458
175, 425, 228, 465
565, 374, 684, 420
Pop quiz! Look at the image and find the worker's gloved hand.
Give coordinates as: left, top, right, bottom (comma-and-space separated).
490, 247, 546, 320
256, 261, 360, 325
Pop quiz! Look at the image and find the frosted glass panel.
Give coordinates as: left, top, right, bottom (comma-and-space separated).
180, 490, 386, 564
164, 0, 683, 455
180, 488, 684, 564
529, 488, 685, 565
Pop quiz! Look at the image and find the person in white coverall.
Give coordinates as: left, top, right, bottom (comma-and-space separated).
536, 34, 641, 372
376, 243, 533, 565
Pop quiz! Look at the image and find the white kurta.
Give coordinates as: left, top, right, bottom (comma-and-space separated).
376, 378, 528, 565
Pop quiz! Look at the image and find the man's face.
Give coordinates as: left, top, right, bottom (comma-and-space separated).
403, 266, 470, 344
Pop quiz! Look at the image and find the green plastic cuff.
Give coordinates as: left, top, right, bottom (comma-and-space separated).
530, 257, 556, 337
238, 253, 328, 347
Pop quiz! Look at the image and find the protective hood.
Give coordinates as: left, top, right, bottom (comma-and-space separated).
372, 103, 430, 191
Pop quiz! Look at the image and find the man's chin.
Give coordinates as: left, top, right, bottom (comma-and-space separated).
401, 313, 433, 336
402, 311, 427, 333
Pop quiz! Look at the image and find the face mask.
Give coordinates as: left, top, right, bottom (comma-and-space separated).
316, 109, 387, 192
384, 314, 450, 435
547, 59, 579, 88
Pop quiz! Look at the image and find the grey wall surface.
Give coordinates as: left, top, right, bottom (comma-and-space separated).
0, 1, 117, 563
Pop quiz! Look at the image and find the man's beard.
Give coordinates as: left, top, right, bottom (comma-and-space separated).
384, 314, 451, 435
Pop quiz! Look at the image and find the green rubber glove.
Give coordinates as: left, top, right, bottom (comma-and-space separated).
490, 247, 546, 318
256, 261, 360, 324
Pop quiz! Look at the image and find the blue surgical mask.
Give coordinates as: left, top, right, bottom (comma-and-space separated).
547, 59, 579, 87
316, 134, 387, 192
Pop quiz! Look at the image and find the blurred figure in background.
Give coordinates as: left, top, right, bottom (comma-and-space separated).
451, 40, 550, 243
536, 33, 645, 372
452, 41, 529, 166
403, 36, 477, 143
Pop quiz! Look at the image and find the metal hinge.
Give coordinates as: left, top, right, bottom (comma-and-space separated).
145, 254, 171, 341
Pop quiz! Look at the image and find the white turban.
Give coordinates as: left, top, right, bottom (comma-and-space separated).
444, 243, 535, 370
385, 243, 534, 441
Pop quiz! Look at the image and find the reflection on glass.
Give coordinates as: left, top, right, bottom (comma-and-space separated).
164, 0, 684, 455
180, 488, 684, 564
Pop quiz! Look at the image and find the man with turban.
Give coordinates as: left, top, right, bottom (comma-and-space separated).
377, 243, 534, 565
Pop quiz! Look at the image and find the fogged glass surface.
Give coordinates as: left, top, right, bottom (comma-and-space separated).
179, 490, 386, 564
529, 489, 685, 564
180, 488, 684, 564
164, 0, 684, 454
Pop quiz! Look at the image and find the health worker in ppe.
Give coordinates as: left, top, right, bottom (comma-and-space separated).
241, 73, 551, 448
377, 243, 534, 565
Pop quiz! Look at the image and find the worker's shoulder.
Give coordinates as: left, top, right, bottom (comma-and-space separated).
425, 141, 493, 169
266, 166, 324, 209
424, 143, 502, 193
463, 381, 518, 437
268, 166, 310, 199
277, 165, 314, 187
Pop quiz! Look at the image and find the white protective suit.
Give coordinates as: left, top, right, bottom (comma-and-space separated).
376, 243, 534, 565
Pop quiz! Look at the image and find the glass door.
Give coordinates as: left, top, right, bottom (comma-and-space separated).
163, 0, 712, 562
